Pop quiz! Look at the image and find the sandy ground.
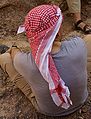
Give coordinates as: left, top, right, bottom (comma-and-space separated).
0, 2, 91, 119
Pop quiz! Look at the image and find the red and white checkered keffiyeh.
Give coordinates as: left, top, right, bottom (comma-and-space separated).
17, 5, 72, 109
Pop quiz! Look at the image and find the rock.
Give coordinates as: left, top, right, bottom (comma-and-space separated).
0, 87, 5, 97
18, 110, 22, 114
78, 116, 84, 119
0, 44, 9, 54
79, 109, 82, 114
0, 79, 3, 87
0, 0, 10, 9
82, 107, 88, 113
0, 0, 37, 9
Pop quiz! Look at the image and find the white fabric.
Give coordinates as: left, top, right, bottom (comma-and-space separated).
17, 25, 25, 34
38, 8, 72, 108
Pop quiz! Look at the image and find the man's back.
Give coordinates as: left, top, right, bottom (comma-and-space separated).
14, 36, 88, 116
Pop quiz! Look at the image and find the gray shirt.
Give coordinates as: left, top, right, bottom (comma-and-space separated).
14, 36, 88, 116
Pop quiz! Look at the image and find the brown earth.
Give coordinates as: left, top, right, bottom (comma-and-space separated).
0, 1, 91, 119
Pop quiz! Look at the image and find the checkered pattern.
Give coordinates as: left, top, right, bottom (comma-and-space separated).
24, 5, 72, 109
24, 5, 59, 58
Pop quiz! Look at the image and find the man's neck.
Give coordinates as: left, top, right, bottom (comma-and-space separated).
51, 41, 61, 54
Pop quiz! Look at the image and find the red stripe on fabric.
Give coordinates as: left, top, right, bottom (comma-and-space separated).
48, 54, 60, 86
48, 54, 66, 103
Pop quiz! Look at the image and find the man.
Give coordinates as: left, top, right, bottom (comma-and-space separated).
66, 0, 91, 34
0, 5, 88, 116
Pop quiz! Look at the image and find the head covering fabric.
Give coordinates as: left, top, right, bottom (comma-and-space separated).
21, 5, 72, 109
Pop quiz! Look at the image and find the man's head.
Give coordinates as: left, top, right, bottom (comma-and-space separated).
23, 5, 63, 58
24, 5, 63, 41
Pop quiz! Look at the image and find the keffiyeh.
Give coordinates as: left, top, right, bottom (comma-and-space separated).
17, 5, 72, 109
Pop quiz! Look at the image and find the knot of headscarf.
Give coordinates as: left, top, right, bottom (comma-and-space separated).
18, 5, 72, 109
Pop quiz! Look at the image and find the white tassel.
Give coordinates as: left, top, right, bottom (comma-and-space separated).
17, 25, 25, 34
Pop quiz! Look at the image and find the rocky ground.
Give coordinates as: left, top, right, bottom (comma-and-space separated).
0, 1, 91, 119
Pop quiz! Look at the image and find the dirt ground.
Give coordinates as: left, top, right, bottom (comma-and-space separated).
0, 1, 91, 119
